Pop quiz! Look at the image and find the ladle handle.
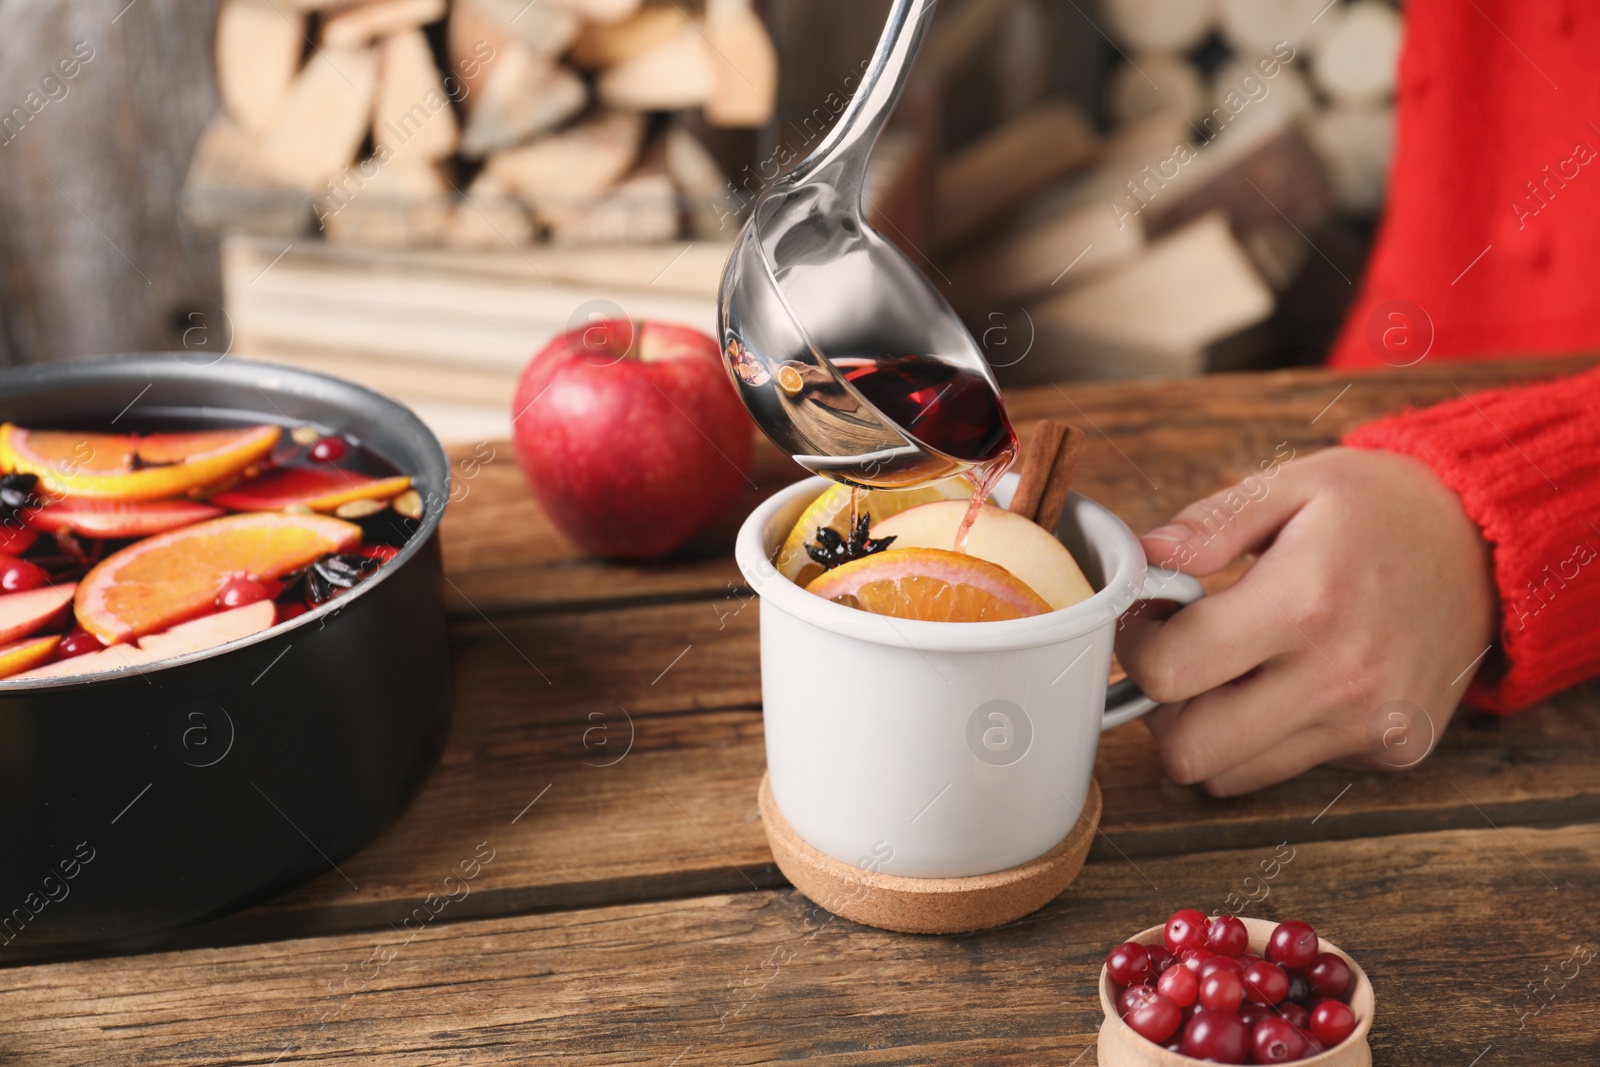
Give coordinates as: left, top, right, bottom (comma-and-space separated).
783, 0, 940, 194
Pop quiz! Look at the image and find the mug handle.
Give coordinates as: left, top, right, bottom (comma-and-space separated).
1101, 568, 1206, 730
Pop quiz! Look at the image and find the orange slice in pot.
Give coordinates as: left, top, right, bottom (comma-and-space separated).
75, 512, 361, 643
804, 547, 1051, 622
208, 467, 411, 513
0, 423, 280, 501
0, 635, 62, 680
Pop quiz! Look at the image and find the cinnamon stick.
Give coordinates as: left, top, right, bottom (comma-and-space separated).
1033, 425, 1086, 533
1008, 419, 1068, 522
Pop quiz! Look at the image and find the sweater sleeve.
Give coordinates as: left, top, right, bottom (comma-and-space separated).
1343, 366, 1600, 713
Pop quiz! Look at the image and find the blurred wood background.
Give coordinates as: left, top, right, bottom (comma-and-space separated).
0, 0, 222, 365
0, 0, 1393, 386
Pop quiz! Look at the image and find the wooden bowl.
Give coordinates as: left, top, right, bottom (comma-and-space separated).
1097, 917, 1374, 1066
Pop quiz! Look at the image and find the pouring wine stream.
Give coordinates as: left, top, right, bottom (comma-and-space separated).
716, 0, 1017, 553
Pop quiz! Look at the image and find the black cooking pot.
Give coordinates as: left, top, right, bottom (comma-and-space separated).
0, 355, 452, 954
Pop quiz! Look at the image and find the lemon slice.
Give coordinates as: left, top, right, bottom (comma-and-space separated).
774, 475, 977, 587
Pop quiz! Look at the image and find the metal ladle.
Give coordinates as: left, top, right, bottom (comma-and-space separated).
717, 0, 1010, 490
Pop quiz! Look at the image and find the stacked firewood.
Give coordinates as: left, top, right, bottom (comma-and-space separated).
1101, 0, 1400, 214
182, 0, 776, 248
940, 0, 1402, 382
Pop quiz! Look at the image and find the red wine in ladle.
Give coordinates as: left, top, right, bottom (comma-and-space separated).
838, 355, 1017, 552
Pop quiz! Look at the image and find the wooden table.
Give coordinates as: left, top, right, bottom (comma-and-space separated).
2, 357, 1597, 1065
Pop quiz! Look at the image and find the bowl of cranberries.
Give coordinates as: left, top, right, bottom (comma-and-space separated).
1098, 909, 1373, 1065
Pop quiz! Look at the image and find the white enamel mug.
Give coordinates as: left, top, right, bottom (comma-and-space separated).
734, 473, 1203, 879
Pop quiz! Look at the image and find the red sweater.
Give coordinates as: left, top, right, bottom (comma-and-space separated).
1330, 0, 1600, 711
1329, 0, 1600, 368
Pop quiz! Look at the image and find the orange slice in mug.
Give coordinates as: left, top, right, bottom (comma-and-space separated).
0, 423, 279, 501
75, 511, 361, 643
804, 547, 1051, 623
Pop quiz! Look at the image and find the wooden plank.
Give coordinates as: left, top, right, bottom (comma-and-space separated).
223, 236, 725, 377
2, 826, 1596, 1064
18, 594, 1590, 964
437, 436, 802, 614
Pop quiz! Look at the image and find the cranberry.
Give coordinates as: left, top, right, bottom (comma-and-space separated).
1206, 914, 1249, 957
277, 601, 308, 622
1279, 1002, 1311, 1031
1126, 992, 1183, 1044
1243, 959, 1290, 1005
1285, 969, 1312, 1005
1165, 909, 1210, 954
1182, 1008, 1250, 1064
1306, 951, 1353, 998
1240, 953, 1262, 967
1199, 968, 1244, 1013
0, 557, 46, 592
1251, 1016, 1309, 1063
1163, 1037, 1185, 1053
1304, 1036, 1328, 1055
1310, 999, 1356, 1046
1237, 1003, 1271, 1029
217, 574, 277, 610
56, 631, 101, 660
0, 524, 37, 556
1157, 963, 1198, 1007
1267, 920, 1319, 969
1180, 948, 1215, 976
1106, 942, 1151, 987
1200, 955, 1245, 980
1117, 983, 1159, 1018
309, 436, 350, 463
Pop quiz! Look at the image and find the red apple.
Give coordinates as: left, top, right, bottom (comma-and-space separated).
511, 319, 754, 560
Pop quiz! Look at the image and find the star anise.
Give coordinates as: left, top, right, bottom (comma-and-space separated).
282, 552, 382, 607
805, 512, 896, 571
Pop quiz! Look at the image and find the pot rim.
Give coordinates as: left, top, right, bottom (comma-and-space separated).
0, 354, 450, 691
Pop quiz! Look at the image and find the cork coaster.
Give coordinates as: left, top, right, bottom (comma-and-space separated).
758, 773, 1101, 935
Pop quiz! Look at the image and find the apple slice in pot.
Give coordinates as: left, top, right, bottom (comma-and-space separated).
0, 582, 76, 645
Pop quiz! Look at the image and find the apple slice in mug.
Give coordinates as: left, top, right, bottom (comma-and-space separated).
871, 501, 1095, 611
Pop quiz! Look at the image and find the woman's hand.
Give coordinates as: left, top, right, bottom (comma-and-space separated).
1115, 447, 1499, 796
